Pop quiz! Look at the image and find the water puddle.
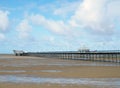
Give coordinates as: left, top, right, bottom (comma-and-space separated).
0, 58, 14, 60
0, 75, 120, 87
40, 70, 62, 73
46, 63, 120, 66
0, 70, 62, 73
0, 70, 26, 73
0, 63, 119, 67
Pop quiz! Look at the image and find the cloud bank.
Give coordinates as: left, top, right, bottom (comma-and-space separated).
0, 10, 9, 41
30, 0, 120, 36
28, 0, 120, 50
0, 10, 9, 31
1, 0, 120, 53
16, 19, 32, 39
30, 14, 70, 35
70, 0, 120, 35
0, 33, 5, 40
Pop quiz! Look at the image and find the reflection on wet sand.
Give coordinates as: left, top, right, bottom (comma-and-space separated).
0, 75, 120, 88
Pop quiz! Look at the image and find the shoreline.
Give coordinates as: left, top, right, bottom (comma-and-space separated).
0, 55, 120, 88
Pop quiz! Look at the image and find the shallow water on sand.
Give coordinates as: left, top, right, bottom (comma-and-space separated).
0, 62, 120, 67
0, 70, 62, 73
0, 75, 120, 88
0, 58, 119, 67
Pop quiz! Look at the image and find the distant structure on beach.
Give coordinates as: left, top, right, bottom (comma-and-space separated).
13, 50, 24, 56
13, 49, 120, 63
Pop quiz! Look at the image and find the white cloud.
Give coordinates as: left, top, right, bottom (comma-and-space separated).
70, 0, 120, 34
70, 0, 106, 28
43, 36, 55, 43
0, 10, 9, 31
53, 1, 80, 17
16, 19, 32, 39
0, 33, 5, 40
107, 0, 120, 19
30, 14, 70, 35
31, 0, 120, 36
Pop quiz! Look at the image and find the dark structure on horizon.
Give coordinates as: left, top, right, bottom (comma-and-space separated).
14, 49, 120, 63
13, 50, 24, 56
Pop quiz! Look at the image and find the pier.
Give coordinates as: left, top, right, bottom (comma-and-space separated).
22, 50, 120, 63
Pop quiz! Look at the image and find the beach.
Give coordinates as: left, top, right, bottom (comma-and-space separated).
0, 54, 120, 88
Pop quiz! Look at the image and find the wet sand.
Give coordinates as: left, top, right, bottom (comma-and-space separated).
0, 83, 101, 88
0, 54, 120, 88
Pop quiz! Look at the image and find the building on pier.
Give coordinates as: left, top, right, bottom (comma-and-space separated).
78, 47, 90, 53
13, 50, 24, 56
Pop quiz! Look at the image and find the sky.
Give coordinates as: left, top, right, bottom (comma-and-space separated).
0, 0, 120, 53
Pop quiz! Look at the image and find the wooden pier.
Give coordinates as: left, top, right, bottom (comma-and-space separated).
22, 50, 120, 63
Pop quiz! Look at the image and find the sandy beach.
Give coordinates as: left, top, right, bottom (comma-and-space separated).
0, 54, 120, 88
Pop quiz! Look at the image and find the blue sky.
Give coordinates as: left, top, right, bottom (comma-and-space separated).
0, 0, 120, 53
